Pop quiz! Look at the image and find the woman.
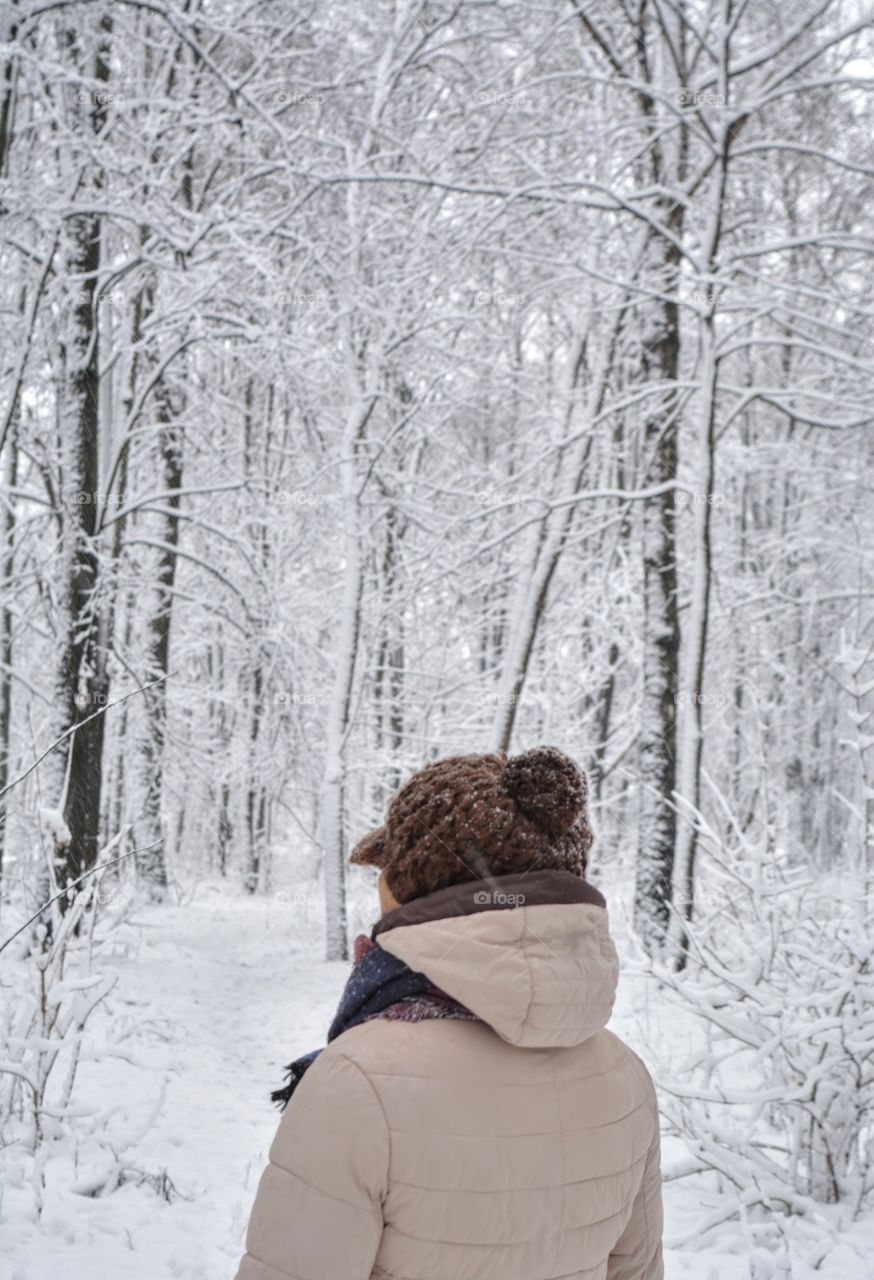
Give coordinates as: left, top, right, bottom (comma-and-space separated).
235, 745, 664, 1280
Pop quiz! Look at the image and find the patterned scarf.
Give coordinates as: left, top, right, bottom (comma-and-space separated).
271, 932, 480, 1110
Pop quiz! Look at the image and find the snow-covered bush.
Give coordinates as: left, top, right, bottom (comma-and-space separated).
0, 876, 117, 1215
647, 851, 873, 1222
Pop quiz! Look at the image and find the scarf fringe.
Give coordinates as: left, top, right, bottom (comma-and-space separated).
271, 1051, 321, 1111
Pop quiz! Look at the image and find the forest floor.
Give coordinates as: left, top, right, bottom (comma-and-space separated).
2, 878, 872, 1279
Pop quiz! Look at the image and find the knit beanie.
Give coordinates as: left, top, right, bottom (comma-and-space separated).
348, 745, 593, 905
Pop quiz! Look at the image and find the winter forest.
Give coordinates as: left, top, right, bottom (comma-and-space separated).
1, 0, 873, 1275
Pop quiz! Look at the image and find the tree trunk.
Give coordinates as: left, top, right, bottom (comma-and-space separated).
669, 65, 735, 964
0, 417, 17, 885
244, 665, 266, 894
491, 338, 589, 752
631, 185, 684, 951
634, 391, 680, 951
319, 398, 369, 961
134, 395, 181, 898
50, 19, 112, 905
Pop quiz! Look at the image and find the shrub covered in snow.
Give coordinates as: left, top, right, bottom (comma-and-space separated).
0, 879, 117, 1215
648, 854, 873, 1226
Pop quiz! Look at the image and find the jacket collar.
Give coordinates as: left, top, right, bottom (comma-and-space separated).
372, 868, 605, 940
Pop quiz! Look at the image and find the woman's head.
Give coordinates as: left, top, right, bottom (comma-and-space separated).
351, 745, 593, 906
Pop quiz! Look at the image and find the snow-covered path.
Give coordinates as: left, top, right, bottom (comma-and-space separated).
4, 883, 873, 1280
5, 884, 348, 1279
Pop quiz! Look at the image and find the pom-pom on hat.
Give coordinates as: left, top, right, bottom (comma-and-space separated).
349, 745, 593, 905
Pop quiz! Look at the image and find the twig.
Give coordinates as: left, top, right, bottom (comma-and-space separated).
0, 675, 170, 802
0, 843, 159, 955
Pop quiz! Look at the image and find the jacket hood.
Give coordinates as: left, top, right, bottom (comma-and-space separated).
373, 869, 619, 1049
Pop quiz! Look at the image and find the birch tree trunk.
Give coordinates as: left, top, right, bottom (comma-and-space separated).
318, 398, 367, 960
634, 288, 681, 951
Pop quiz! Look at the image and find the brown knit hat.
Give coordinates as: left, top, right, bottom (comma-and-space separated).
349, 745, 594, 905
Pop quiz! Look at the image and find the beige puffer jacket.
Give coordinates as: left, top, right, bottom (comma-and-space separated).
235, 871, 663, 1280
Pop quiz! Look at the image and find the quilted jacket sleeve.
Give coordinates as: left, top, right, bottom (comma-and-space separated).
606, 1073, 664, 1280
234, 1049, 389, 1280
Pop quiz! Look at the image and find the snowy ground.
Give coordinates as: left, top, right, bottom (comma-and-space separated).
2, 879, 872, 1279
